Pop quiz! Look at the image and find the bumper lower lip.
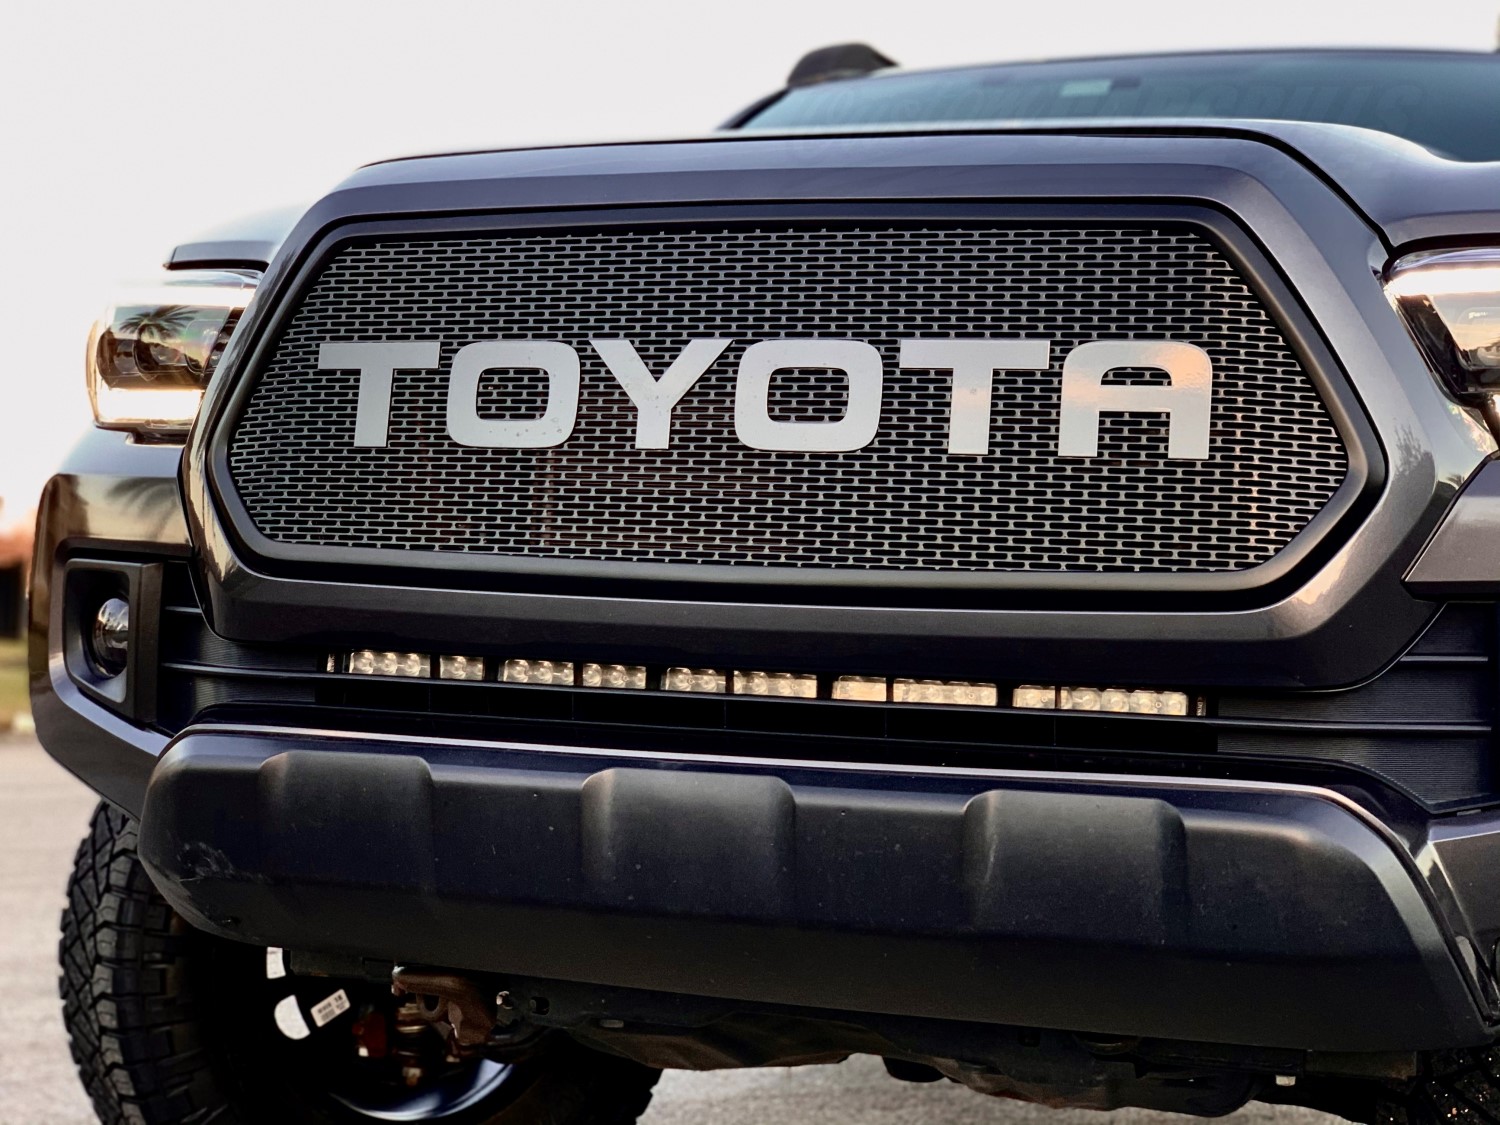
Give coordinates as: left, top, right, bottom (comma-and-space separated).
139, 725, 1491, 1054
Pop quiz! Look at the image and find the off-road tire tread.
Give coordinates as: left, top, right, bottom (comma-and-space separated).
59, 800, 660, 1125
60, 801, 227, 1125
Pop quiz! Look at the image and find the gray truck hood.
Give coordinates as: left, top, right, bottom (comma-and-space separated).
168, 117, 1500, 269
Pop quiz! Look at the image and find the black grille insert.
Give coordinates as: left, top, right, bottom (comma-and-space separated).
227, 222, 1348, 576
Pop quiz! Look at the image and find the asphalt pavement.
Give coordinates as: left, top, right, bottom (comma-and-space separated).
0, 736, 1338, 1125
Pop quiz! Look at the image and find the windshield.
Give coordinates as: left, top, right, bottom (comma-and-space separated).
743, 51, 1500, 162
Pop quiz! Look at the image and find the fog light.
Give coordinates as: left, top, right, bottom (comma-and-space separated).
580, 663, 647, 690
90, 597, 130, 676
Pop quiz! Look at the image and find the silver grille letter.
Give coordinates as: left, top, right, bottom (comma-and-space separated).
319, 341, 442, 447
446, 341, 581, 448
898, 339, 1053, 455
1057, 341, 1214, 460
734, 340, 884, 452
591, 338, 732, 449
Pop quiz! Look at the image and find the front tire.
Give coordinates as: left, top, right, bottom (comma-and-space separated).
60, 802, 660, 1125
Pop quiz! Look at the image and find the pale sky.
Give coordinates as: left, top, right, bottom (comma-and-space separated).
2, 0, 1496, 522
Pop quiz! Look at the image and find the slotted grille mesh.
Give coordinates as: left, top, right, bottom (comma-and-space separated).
227, 223, 1348, 574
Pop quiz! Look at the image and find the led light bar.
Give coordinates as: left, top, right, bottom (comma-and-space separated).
581, 663, 647, 690
832, 676, 887, 702
1012, 685, 1057, 710
348, 650, 430, 678
1134, 691, 1190, 716
323, 651, 1201, 718
1062, 687, 1111, 711
502, 658, 575, 686
893, 679, 998, 706
1013, 685, 1193, 716
733, 671, 817, 698
439, 655, 486, 681
662, 667, 727, 694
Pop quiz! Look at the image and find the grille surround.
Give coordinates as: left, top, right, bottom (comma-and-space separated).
209, 204, 1373, 599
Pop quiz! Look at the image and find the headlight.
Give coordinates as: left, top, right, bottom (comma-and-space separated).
1387, 248, 1500, 405
87, 269, 259, 435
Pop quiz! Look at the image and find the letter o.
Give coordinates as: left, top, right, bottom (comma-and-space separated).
733, 340, 884, 452
446, 341, 580, 448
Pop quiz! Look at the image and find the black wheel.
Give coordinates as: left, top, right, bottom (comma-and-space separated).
60, 801, 660, 1125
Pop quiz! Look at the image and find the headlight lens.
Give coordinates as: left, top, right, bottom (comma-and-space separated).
87, 268, 259, 435
1387, 248, 1500, 403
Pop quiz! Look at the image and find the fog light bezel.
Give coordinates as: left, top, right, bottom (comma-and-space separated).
61, 559, 162, 723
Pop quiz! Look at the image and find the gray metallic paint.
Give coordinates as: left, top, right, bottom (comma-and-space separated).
28, 429, 184, 816
30, 123, 1500, 1050
165, 205, 303, 269
39, 126, 1500, 792
360, 118, 1500, 246
178, 131, 1492, 688
1406, 458, 1500, 594
162, 120, 1500, 271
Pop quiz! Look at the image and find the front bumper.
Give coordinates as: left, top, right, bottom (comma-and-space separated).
139, 725, 1492, 1054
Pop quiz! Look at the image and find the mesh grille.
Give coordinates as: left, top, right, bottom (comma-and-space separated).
227, 224, 1348, 574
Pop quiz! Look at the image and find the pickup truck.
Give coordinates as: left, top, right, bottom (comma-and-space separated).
34, 42, 1500, 1125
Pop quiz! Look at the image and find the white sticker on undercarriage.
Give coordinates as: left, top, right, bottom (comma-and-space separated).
273, 995, 310, 1040
265, 946, 286, 980
311, 989, 351, 1028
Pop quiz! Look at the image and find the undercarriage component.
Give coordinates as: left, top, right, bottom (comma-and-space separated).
390, 967, 501, 1050
360, 969, 1334, 1116
883, 1058, 943, 1083
264, 959, 1427, 1116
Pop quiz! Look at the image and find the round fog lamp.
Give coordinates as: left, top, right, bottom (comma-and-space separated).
90, 597, 130, 676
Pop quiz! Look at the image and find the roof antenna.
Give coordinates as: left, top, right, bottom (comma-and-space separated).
787, 43, 897, 87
